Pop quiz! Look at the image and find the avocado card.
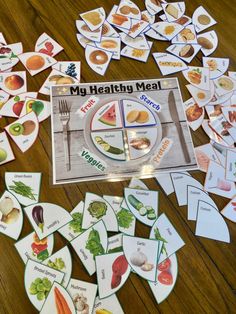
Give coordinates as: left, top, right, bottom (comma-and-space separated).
52, 61, 81, 81
20, 97, 51, 122
192, 6, 217, 33
0, 71, 27, 96
85, 45, 113, 76
0, 42, 23, 72
35, 32, 64, 57
0, 132, 15, 165
95, 36, 121, 60
92, 294, 124, 314
153, 52, 188, 76
76, 20, 102, 43
121, 41, 152, 63
221, 196, 236, 223
166, 44, 201, 63
225, 149, 236, 182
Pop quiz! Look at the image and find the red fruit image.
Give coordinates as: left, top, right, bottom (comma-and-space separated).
45, 41, 54, 52
38, 48, 53, 56
112, 255, 128, 275
4, 75, 24, 90
158, 271, 173, 285
13, 100, 24, 116
157, 258, 171, 272
111, 273, 122, 289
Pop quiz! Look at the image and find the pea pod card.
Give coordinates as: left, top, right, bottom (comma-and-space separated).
166, 44, 201, 64
15, 231, 54, 264
203, 57, 229, 80
194, 143, 220, 172
93, 294, 124, 314
151, 22, 184, 41
153, 52, 188, 76
0, 131, 15, 165
85, 45, 113, 76
221, 196, 236, 223
0, 42, 23, 71
24, 202, 73, 240
80, 7, 106, 32
67, 278, 97, 314
76, 20, 102, 43
197, 31, 218, 57
19, 97, 51, 122
52, 61, 81, 82
35, 33, 64, 57
71, 220, 108, 276
162, 2, 185, 22
192, 6, 217, 33
0, 71, 27, 96
24, 259, 65, 311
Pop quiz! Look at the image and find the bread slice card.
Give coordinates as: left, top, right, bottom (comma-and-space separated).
70, 220, 108, 276
204, 160, 236, 199
171, 25, 197, 44
222, 106, 236, 128
58, 201, 84, 241
203, 57, 229, 80
166, 44, 201, 63
67, 278, 97, 314
225, 149, 236, 182
123, 235, 159, 281
192, 6, 217, 33
107, 234, 123, 253
151, 22, 184, 40
195, 200, 230, 243
0, 190, 23, 240
20, 97, 51, 122
107, 5, 131, 30
96, 252, 131, 298
119, 32, 150, 50
76, 20, 103, 43
121, 42, 152, 63
24, 202, 72, 240
15, 231, 54, 264
145, 0, 166, 15
95, 36, 121, 60
153, 52, 188, 76
80, 7, 106, 32
197, 31, 218, 57
0, 42, 23, 71
52, 61, 81, 82
116, 0, 141, 19
93, 294, 124, 314
85, 45, 113, 76
124, 188, 158, 226
148, 253, 178, 304
5, 111, 39, 153
0, 131, 15, 165
5, 172, 41, 206
24, 259, 65, 311
186, 81, 215, 107
209, 114, 234, 146
0, 71, 27, 96
40, 282, 76, 314
194, 143, 220, 172
162, 2, 185, 22
221, 196, 236, 223
182, 66, 210, 91
35, 33, 64, 57
214, 75, 236, 97
184, 98, 204, 131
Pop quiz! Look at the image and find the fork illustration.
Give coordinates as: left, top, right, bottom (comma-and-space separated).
59, 100, 70, 171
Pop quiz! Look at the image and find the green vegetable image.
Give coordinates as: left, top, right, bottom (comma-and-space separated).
47, 258, 65, 271
154, 227, 168, 257
29, 277, 52, 301
9, 181, 37, 200
88, 201, 107, 219
127, 195, 144, 210
85, 228, 105, 260
69, 212, 83, 233
95, 136, 124, 155
108, 246, 123, 253
117, 208, 134, 228
128, 195, 156, 220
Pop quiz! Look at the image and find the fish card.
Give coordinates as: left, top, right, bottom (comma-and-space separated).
121, 42, 152, 62
52, 61, 81, 82
166, 44, 201, 63
80, 8, 106, 32
184, 98, 204, 131
0, 42, 23, 71
85, 45, 113, 76
221, 196, 236, 223
182, 66, 210, 91
197, 31, 218, 57
119, 32, 150, 50
0, 71, 27, 96
203, 57, 230, 80
186, 81, 215, 107
153, 52, 188, 76
0, 131, 15, 165
162, 2, 185, 22
194, 143, 220, 172
35, 33, 64, 57
20, 97, 51, 122
192, 6, 217, 33
107, 5, 131, 30
214, 75, 236, 97
92, 294, 124, 314
76, 20, 103, 43
95, 36, 121, 60
171, 25, 197, 44
151, 22, 184, 41
225, 149, 236, 182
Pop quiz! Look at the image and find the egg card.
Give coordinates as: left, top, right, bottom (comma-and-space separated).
151, 22, 184, 41
184, 98, 204, 131
162, 2, 185, 23
166, 44, 201, 64
80, 7, 106, 32
203, 57, 229, 80
225, 149, 236, 182
52, 61, 81, 81
0, 71, 27, 96
197, 31, 218, 57
171, 25, 197, 44
153, 52, 188, 76
194, 143, 220, 172
0, 131, 15, 165
93, 294, 124, 314
95, 36, 121, 60
85, 45, 113, 76
35, 33, 64, 57
76, 20, 103, 43
192, 6, 217, 33
121, 41, 152, 63
221, 196, 236, 223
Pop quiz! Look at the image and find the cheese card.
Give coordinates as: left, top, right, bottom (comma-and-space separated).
166, 44, 201, 63
162, 2, 185, 22
172, 25, 197, 44
153, 52, 188, 76
80, 7, 106, 32
197, 31, 218, 57
225, 149, 236, 182
151, 22, 184, 40
35, 33, 64, 57
221, 196, 236, 223
195, 143, 220, 172
0, 131, 15, 165
192, 6, 217, 33
121, 42, 152, 62
182, 66, 210, 91
184, 98, 204, 131
0, 71, 27, 96
85, 45, 113, 76
76, 20, 102, 43
203, 57, 229, 80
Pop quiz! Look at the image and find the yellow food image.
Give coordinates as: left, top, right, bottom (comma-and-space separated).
165, 4, 179, 19
96, 309, 113, 314
197, 92, 206, 100
218, 77, 234, 91
126, 110, 149, 123
207, 59, 218, 71
180, 28, 195, 42
26, 55, 45, 71
101, 40, 117, 49
164, 25, 175, 35
82, 11, 102, 26
132, 49, 145, 58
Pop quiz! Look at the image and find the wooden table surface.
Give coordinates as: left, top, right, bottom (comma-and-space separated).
0, 0, 236, 313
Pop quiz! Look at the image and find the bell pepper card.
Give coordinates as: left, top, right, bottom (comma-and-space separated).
24, 202, 73, 240
95, 252, 131, 298
0, 190, 23, 240
67, 278, 97, 314
192, 6, 217, 33
107, 234, 123, 253
24, 259, 65, 311
221, 196, 236, 223
225, 149, 236, 182
0, 71, 27, 96
93, 294, 124, 314
0, 131, 15, 165
70, 220, 108, 276
194, 143, 220, 172
15, 231, 54, 264
20, 97, 51, 122
35, 33, 64, 57
40, 282, 76, 314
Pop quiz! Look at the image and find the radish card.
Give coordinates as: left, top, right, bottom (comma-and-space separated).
0, 131, 15, 165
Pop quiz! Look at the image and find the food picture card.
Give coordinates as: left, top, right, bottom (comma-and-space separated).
24, 202, 72, 240
210, 140, 228, 165
40, 282, 76, 314
153, 52, 188, 76
0, 71, 27, 95
116, 0, 141, 19
67, 278, 97, 314
205, 104, 222, 121
182, 66, 210, 91
194, 143, 220, 172
192, 6, 217, 33
225, 149, 236, 182
96, 252, 131, 298
35, 32, 64, 57
121, 42, 152, 63
126, 20, 150, 39
195, 200, 230, 243
95, 37, 121, 60
101, 20, 120, 38
107, 233, 123, 253
24, 259, 64, 311
214, 75, 236, 97
155, 172, 176, 196
0, 132, 15, 165
19, 97, 51, 122
203, 57, 229, 80
0, 190, 23, 240
0, 42, 23, 72
222, 106, 236, 128
15, 231, 54, 264
145, 28, 169, 41
85, 45, 113, 76
119, 32, 150, 50
145, 0, 165, 15
141, 10, 155, 24
197, 31, 218, 57
107, 5, 131, 30
171, 25, 197, 44
151, 22, 184, 41
202, 120, 228, 146
76, 20, 102, 43
221, 196, 236, 223
209, 114, 234, 146
71, 220, 108, 276
184, 98, 204, 131
162, 2, 185, 22
80, 7, 106, 31
76, 33, 96, 48
92, 294, 124, 314
129, 177, 148, 189
166, 44, 202, 63
52, 61, 81, 82
0, 90, 10, 110
5, 111, 39, 153
186, 81, 215, 107
204, 160, 236, 199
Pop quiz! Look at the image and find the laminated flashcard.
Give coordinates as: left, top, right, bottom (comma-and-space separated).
85, 45, 113, 76
5, 172, 41, 206
182, 66, 210, 91
205, 105, 222, 121
95, 36, 121, 60
129, 177, 148, 189
123, 235, 159, 281
40, 282, 76, 314
0, 131, 15, 165
195, 200, 230, 243
221, 196, 236, 223
102, 21, 120, 38
107, 5, 131, 30
24, 202, 72, 240
70, 220, 108, 276
186, 81, 215, 107
171, 25, 197, 44
124, 188, 158, 226
121, 42, 152, 63
162, 2, 185, 22
170, 172, 203, 206
43, 246, 72, 288
155, 173, 175, 195
67, 278, 97, 314
149, 213, 185, 263
148, 253, 178, 304
0, 42, 23, 72
225, 149, 236, 182
222, 106, 236, 128
35, 32, 64, 57
145, 0, 166, 16
80, 7, 106, 31
82, 193, 118, 232
211, 140, 228, 165
184, 98, 204, 131
208, 91, 234, 106
5, 111, 39, 153
20, 97, 51, 122
76, 33, 96, 48
194, 143, 220, 172
187, 185, 217, 221
228, 71, 236, 81
203, 57, 230, 80
145, 27, 169, 41
117, 19, 150, 38
204, 160, 236, 199
192, 6, 217, 33
119, 32, 150, 50
107, 233, 123, 253
24, 259, 64, 311
58, 201, 84, 241
214, 75, 236, 97
141, 10, 155, 24
209, 114, 234, 146
202, 120, 228, 146
0, 190, 23, 240
197, 31, 218, 57
52, 61, 81, 82
93, 294, 124, 314
15, 231, 54, 264
0, 90, 10, 109
0, 32, 7, 45
116, 0, 141, 20
0, 71, 27, 96
151, 22, 184, 41
153, 52, 188, 76
96, 252, 131, 298
166, 44, 201, 64
76, 20, 102, 43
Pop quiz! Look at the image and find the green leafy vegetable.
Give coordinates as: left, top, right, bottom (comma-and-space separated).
154, 227, 168, 257
9, 181, 37, 200
87, 201, 107, 219
117, 208, 134, 228
29, 277, 52, 301
69, 212, 83, 233
86, 228, 105, 259
47, 257, 65, 271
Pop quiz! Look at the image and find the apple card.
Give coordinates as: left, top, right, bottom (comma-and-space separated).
35, 33, 64, 57
24, 202, 72, 240
184, 98, 204, 131
0, 190, 23, 240
76, 20, 102, 43
119, 32, 150, 50
107, 5, 131, 30
145, 0, 165, 15
80, 7, 106, 31
121, 42, 152, 63
71, 220, 108, 276
153, 52, 188, 76
209, 114, 234, 146
203, 57, 229, 80
172, 25, 197, 44
52, 61, 81, 81
96, 252, 131, 298
195, 200, 230, 243
194, 143, 220, 172
67, 278, 97, 314
15, 231, 54, 264
221, 196, 236, 223
20, 97, 51, 122
0, 131, 15, 165
186, 81, 215, 107
222, 107, 236, 128
182, 66, 210, 91
40, 282, 76, 314
123, 235, 159, 281
0, 71, 27, 95
166, 44, 201, 64
162, 2, 185, 22
197, 31, 218, 57
95, 36, 121, 60
93, 294, 124, 314
82, 192, 118, 232
225, 149, 236, 182
117, 0, 141, 19
24, 259, 64, 311
107, 234, 123, 253
214, 75, 236, 97
0, 42, 23, 71
5, 172, 41, 206
151, 22, 184, 40
85, 45, 113, 76
192, 6, 217, 33
204, 160, 236, 199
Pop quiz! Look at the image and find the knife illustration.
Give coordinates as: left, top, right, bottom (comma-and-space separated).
168, 90, 191, 163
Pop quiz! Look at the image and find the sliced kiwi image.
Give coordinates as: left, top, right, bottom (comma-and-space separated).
9, 123, 24, 136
